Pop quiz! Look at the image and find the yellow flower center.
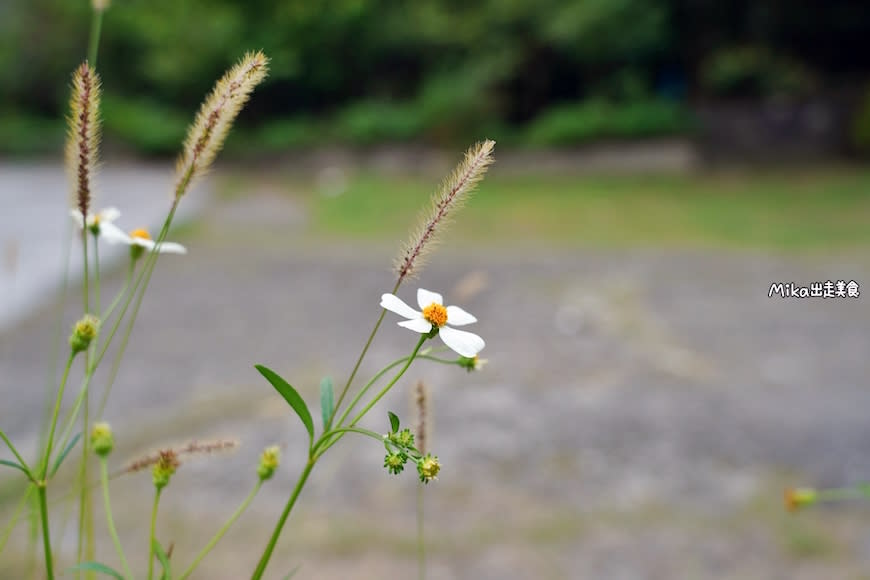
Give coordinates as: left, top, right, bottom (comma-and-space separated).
422, 303, 447, 327
130, 228, 151, 240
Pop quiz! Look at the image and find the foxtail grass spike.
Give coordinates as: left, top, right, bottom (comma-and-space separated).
174, 51, 269, 200
395, 140, 495, 281
415, 381, 429, 455
65, 62, 101, 221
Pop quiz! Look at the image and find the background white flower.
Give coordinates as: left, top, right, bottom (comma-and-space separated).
381, 288, 485, 357
102, 226, 187, 254
70, 207, 127, 240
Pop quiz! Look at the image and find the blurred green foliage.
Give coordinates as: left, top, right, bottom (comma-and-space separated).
524, 99, 695, 145
1, 0, 867, 154
700, 47, 817, 98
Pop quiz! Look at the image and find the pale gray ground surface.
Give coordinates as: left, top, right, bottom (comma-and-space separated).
2, 162, 870, 580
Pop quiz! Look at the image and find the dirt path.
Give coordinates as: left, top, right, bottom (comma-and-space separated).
2, 180, 870, 579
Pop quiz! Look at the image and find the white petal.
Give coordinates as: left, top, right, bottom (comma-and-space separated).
70, 209, 85, 229
398, 318, 432, 333
446, 305, 477, 326
154, 241, 187, 254
380, 294, 420, 319
99, 222, 132, 244
417, 288, 443, 309
439, 326, 485, 357
133, 237, 156, 250
100, 207, 121, 222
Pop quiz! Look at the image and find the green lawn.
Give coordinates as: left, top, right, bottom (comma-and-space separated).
227, 165, 870, 252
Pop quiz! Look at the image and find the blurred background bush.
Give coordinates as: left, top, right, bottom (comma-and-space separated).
1, 0, 869, 156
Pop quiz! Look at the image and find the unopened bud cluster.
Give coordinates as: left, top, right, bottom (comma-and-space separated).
381, 414, 441, 483
257, 445, 281, 481
70, 314, 99, 354
90, 422, 114, 457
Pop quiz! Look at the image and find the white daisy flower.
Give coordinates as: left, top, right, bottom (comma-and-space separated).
101, 226, 187, 255
70, 207, 127, 240
380, 288, 485, 357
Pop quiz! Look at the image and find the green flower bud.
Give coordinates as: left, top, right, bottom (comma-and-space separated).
257, 445, 281, 481
417, 453, 440, 484
152, 450, 179, 490
90, 422, 114, 457
390, 428, 415, 449
384, 452, 407, 475
69, 314, 99, 354
458, 355, 487, 372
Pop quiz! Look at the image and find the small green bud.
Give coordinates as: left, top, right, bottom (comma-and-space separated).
390, 428, 415, 449
785, 487, 818, 512
257, 445, 281, 481
417, 453, 440, 484
384, 452, 407, 475
90, 422, 114, 457
458, 355, 487, 372
152, 450, 179, 490
69, 314, 99, 354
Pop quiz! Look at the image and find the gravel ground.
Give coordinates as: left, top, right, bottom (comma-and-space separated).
2, 165, 870, 579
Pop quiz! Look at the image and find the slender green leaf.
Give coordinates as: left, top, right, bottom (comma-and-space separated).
0, 459, 30, 478
67, 562, 124, 579
153, 538, 172, 580
387, 411, 400, 433
256, 364, 313, 443
50, 432, 81, 477
320, 376, 334, 431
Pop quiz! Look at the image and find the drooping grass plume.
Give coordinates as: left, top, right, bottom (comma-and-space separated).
395, 139, 495, 281
124, 439, 239, 474
174, 51, 269, 200
65, 62, 101, 221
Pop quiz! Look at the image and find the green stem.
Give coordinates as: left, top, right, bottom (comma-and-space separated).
87, 8, 104, 68
40, 353, 76, 478
54, 373, 94, 466
82, 227, 90, 315
78, 379, 95, 573
0, 429, 31, 477
250, 460, 315, 580
350, 335, 426, 428
101, 259, 134, 322
148, 488, 162, 580
100, 458, 133, 579
41, 224, 74, 468
417, 481, 425, 580
38, 484, 54, 579
311, 427, 386, 457
817, 488, 864, 501
328, 278, 402, 427
179, 480, 262, 580
318, 335, 427, 459
93, 235, 101, 314
325, 352, 455, 452
334, 357, 412, 429
93, 204, 178, 371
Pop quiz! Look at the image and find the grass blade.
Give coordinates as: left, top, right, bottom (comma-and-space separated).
50, 432, 82, 477
320, 376, 334, 431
